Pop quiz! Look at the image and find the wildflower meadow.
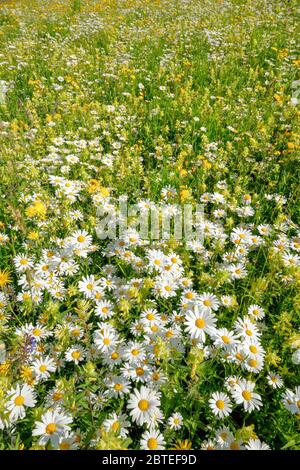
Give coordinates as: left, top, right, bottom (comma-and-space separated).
0, 0, 299, 451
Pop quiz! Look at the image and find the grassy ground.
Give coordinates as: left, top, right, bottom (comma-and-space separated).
0, 0, 299, 450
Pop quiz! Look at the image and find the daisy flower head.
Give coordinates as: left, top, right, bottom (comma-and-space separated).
184, 306, 217, 342
102, 413, 130, 438
32, 356, 56, 381
168, 412, 183, 430
231, 379, 262, 412
245, 438, 270, 450
124, 342, 146, 364
267, 372, 283, 389
248, 304, 265, 321
209, 391, 232, 418
104, 375, 131, 397
32, 409, 73, 447
127, 386, 161, 426
6, 383, 36, 421
14, 254, 34, 273
70, 230, 92, 249
78, 275, 103, 299
140, 429, 166, 450
93, 327, 118, 353
95, 300, 114, 319
198, 292, 220, 313
64, 345, 86, 365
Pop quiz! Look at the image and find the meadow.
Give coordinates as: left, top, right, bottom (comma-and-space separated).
0, 0, 299, 450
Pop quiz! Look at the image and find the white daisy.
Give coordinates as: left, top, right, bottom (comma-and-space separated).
209, 392, 232, 418
32, 409, 73, 447
168, 412, 183, 430
127, 386, 161, 426
185, 306, 216, 342
6, 383, 36, 421
231, 380, 262, 412
140, 429, 166, 450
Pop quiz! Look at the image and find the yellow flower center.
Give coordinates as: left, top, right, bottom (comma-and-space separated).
111, 351, 119, 360
114, 383, 123, 391
154, 259, 161, 266
216, 400, 225, 409
39, 365, 47, 372
249, 345, 258, 354
147, 438, 158, 450
138, 399, 149, 411
59, 442, 70, 450
252, 309, 259, 316
102, 307, 109, 314
245, 329, 253, 336
77, 235, 85, 243
86, 283, 93, 290
221, 335, 230, 344
111, 421, 119, 432
103, 338, 110, 345
146, 313, 155, 321
20, 259, 28, 265
71, 351, 81, 360
164, 285, 172, 292
185, 292, 194, 300
195, 318, 206, 329
136, 367, 145, 376
32, 328, 41, 336
203, 299, 212, 307
46, 423, 57, 434
14, 395, 25, 406
230, 441, 240, 450
242, 390, 252, 401
53, 392, 62, 401
131, 348, 140, 356
248, 359, 258, 367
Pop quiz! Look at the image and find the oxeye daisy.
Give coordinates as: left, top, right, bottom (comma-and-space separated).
212, 328, 239, 350
198, 292, 220, 313
184, 307, 216, 342
124, 342, 146, 364
168, 412, 183, 430
267, 372, 283, 389
248, 304, 265, 320
234, 317, 261, 340
231, 380, 262, 412
32, 409, 72, 447
78, 275, 102, 299
245, 438, 271, 450
70, 230, 92, 249
209, 392, 232, 418
140, 429, 166, 450
6, 383, 36, 421
95, 300, 114, 318
102, 413, 130, 437
32, 356, 56, 381
104, 375, 131, 397
127, 386, 161, 426
215, 426, 235, 449
58, 432, 79, 450
14, 254, 34, 273
93, 327, 118, 352
65, 345, 86, 364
